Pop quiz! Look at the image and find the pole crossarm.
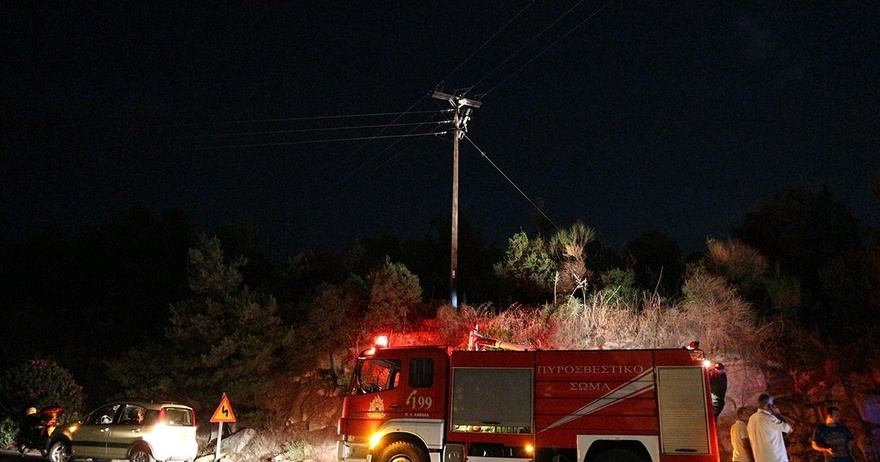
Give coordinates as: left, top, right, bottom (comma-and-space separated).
431, 91, 483, 110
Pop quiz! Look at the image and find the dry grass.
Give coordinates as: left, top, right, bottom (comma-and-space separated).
435, 303, 499, 348
548, 293, 673, 350
279, 434, 337, 462
219, 429, 337, 462
544, 270, 771, 360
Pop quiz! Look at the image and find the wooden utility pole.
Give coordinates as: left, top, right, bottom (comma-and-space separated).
431, 91, 481, 309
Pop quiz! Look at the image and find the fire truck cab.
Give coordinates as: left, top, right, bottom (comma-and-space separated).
337, 337, 719, 462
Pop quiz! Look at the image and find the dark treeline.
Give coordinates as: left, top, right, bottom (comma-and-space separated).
0, 205, 503, 402
1, 185, 878, 407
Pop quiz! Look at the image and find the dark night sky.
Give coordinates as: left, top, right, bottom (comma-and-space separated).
2, 2, 878, 256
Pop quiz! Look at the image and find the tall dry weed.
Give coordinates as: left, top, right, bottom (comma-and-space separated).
438, 273, 768, 362
679, 270, 770, 359
706, 238, 769, 283
479, 304, 550, 349
549, 294, 648, 349
435, 304, 499, 347
546, 271, 769, 360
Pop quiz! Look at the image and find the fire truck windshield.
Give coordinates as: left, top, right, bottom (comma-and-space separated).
353, 358, 401, 395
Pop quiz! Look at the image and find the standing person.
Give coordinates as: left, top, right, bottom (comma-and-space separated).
709, 362, 728, 420
731, 407, 753, 462
747, 394, 792, 462
811, 406, 855, 462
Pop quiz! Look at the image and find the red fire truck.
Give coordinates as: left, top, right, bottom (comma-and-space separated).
337, 330, 719, 462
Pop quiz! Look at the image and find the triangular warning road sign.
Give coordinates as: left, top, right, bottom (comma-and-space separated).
210, 395, 237, 423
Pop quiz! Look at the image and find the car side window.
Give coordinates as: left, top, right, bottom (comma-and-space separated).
88, 404, 120, 425
121, 404, 147, 425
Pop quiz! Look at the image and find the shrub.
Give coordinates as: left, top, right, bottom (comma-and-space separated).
0, 416, 17, 450
493, 231, 557, 302
364, 257, 422, 331
304, 282, 364, 356
679, 269, 771, 359
0, 359, 85, 424
598, 268, 637, 304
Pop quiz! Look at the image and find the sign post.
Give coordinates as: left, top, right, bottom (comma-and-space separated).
210, 394, 237, 461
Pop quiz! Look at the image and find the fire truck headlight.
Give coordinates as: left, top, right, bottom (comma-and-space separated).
524, 444, 534, 454
703, 359, 712, 368
369, 433, 383, 450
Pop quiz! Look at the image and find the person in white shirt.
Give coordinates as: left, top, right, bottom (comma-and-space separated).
747, 394, 792, 462
731, 406, 753, 462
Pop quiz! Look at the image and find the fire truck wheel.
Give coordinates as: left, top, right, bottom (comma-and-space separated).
377, 441, 428, 462
592, 448, 645, 462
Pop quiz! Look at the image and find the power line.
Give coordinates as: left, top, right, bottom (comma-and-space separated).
179, 1, 611, 256
481, 0, 618, 99
162, 109, 445, 128
463, 133, 560, 232
192, 117, 453, 139
437, 0, 537, 92
326, 92, 437, 176
189, 130, 449, 151
470, 1, 586, 94
274, 105, 455, 243
176, 104, 452, 159
335, 110, 449, 181
354, 110, 454, 178
313, 92, 454, 188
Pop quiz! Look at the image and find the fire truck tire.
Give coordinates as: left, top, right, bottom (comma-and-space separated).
377, 441, 428, 462
592, 448, 645, 462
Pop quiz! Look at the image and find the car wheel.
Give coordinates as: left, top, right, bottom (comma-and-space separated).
48, 441, 71, 462
130, 448, 156, 462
